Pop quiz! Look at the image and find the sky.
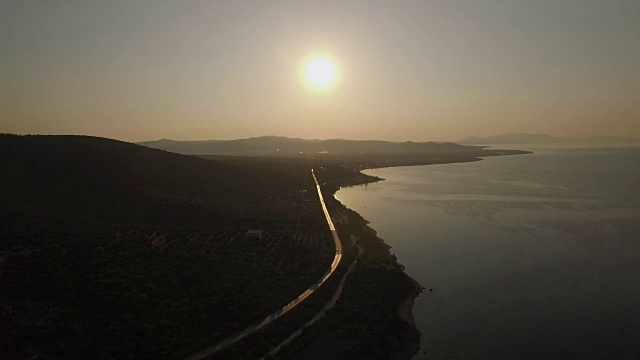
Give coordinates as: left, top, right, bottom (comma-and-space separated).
1, 0, 639, 142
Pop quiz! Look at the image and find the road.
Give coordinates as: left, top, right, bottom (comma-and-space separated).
184, 169, 342, 360
258, 244, 363, 359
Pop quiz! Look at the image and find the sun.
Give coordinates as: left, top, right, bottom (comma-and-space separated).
305, 58, 335, 87
301, 55, 339, 92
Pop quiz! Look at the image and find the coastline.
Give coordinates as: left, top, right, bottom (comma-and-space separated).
398, 296, 417, 327
290, 150, 530, 359
327, 151, 530, 354
397, 276, 424, 329
329, 170, 425, 348
329, 162, 454, 328
319, 146, 640, 360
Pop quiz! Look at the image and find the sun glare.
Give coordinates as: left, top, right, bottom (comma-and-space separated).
306, 58, 335, 87
301, 55, 338, 92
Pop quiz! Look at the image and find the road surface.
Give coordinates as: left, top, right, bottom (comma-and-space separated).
184, 169, 342, 360
258, 244, 363, 359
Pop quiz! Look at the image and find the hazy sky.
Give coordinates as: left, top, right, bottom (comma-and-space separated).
2, 0, 639, 141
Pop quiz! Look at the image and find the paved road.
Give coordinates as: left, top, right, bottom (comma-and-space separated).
258, 244, 363, 359
184, 169, 342, 360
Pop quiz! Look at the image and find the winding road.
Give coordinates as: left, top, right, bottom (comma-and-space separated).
184, 169, 342, 360
258, 244, 363, 359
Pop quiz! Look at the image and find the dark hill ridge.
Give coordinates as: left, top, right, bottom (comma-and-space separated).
0, 134, 338, 359
0, 134, 299, 225
138, 136, 478, 156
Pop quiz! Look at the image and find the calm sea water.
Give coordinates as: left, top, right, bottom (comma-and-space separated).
336, 146, 640, 359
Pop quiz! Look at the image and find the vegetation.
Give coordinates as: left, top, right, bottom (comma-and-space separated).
0, 135, 338, 359
265, 202, 423, 360
1, 134, 525, 359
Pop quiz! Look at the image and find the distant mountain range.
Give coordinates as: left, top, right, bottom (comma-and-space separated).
458, 133, 640, 145
138, 136, 478, 156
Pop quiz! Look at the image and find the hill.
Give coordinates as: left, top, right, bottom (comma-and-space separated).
138, 136, 479, 156
1, 135, 299, 213
458, 133, 640, 146
0, 134, 338, 359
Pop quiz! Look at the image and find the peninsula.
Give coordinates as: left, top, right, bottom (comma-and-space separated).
0, 134, 528, 359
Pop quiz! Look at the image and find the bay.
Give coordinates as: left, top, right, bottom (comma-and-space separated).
335, 146, 640, 359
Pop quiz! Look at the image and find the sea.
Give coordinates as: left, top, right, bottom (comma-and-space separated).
335, 145, 640, 360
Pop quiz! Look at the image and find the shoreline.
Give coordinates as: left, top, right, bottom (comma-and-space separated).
397, 275, 424, 329
309, 151, 531, 358
398, 296, 417, 328
328, 152, 530, 350
329, 169, 425, 342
